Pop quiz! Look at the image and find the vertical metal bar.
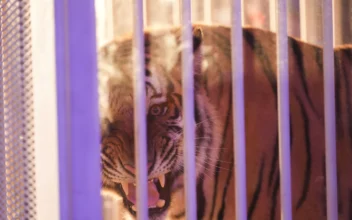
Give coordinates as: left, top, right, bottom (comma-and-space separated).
299, 0, 307, 41
322, 0, 338, 219
54, 0, 102, 218
276, 0, 293, 219
181, 0, 197, 219
230, 0, 247, 220
132, 0, 148, 219
0, 2, 5, 218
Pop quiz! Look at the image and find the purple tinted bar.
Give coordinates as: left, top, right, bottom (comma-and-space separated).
132, 0, 149, 219
230, 1, 247, 220
276, 0, 293, 219
181, 0, 197, 219
54, 0, 102, 218
322, 1, 338, 219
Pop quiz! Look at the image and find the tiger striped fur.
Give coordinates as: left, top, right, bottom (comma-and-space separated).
99, 24, 352, 220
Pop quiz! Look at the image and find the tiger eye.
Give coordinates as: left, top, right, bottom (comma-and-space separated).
150, 105, 162, 116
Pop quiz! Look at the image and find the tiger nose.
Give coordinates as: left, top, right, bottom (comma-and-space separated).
124, 162, 153, 174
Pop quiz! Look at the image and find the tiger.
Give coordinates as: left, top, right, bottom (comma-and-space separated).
98, 23, 352, 220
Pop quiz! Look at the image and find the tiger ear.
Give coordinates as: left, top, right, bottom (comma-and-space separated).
192, 26, 203, 52
192, 26, 203, 88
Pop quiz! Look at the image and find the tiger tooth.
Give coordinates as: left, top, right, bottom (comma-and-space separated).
157, 199, 165, 208
158, 175, 165, 187
121, 182, 129, 195
132, 205, 137, 211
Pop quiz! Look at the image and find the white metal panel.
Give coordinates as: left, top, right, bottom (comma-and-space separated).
30, 0, 60, 219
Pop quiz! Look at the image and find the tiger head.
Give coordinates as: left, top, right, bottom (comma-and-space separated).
99, 26, 221, 219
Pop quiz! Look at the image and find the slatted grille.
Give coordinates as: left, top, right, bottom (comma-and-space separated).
0, 0, 36, 219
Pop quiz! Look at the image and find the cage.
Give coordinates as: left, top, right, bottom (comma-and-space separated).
0, 0, 351, 219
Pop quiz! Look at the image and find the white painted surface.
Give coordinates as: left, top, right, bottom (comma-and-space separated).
30, 0, 60, 219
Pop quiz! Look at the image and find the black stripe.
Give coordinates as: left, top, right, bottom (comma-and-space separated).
168, 151, 178, 169
334, 53, 343, 139
167, 126, 182, 135
295, 94, 312, 210
169, 107, 180, 120
172, 93, 182, 106
349, 190, 352, 220
337, 165, 343, 215
322, 155, 327, 217
102, 159, 117, 172
341, 50, 352, 150
102, 164, 120, 177
204, 31, 229, 107
197, 174, 206, 219
194, 100, 202, 124
146, 81, 157, 95
173, 211, 186, 219
168, 94, 181, 120
161, 146, 175, 164
268, 137, 278, 192
118, 157, 135, 177
270, 172, 280, 220
201, 112, 214, 172
243, 30, 277, 97
209, 93, 232, 219
248, 157, 265, 220
150, 93, 163, 99
290, 39, 320, 118
217, 157, 234, 220
314, 46, 323, 73
160, 136, 171, 157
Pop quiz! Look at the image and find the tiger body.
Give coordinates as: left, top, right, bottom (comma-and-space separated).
99, 24, 352, 220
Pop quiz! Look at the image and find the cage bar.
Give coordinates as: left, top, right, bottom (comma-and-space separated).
0, 5, 5, 218
276, 0, 293, 219
54, 0, 102, 218
322, 0, 338, 219
181, 0, 197, 219
230, 0, 247, 220
132, 0, 149, 219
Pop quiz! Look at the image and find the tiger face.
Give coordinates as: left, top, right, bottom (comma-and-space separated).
99, 27, 221, 219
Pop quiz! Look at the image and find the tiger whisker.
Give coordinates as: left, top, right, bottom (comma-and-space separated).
176, 155, 231, 172
198, 157, 232, 164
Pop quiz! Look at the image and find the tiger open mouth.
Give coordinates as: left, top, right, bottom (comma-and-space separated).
117, 172, 173, 216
